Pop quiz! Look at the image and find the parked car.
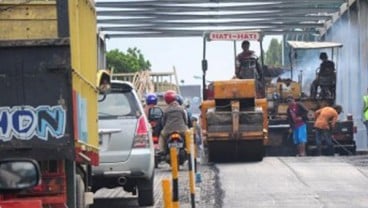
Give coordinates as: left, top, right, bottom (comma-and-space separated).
92, 80, 155, 206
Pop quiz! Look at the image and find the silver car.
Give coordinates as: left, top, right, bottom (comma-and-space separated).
92, 80, 155, 206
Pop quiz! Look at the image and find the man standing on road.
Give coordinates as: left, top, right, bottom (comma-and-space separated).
363, 88, 368, 146
286, 96, 309, 156
314, 105, 342, 156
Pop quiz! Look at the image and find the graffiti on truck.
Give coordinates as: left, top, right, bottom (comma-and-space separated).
0, 105, 66, 141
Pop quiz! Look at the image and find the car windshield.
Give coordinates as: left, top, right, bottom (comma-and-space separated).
98, 92, 138, 117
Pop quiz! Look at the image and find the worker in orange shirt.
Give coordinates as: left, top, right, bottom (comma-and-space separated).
314, 105, 342, 156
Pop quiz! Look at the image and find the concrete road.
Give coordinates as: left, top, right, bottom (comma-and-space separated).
218, 157, 368, 208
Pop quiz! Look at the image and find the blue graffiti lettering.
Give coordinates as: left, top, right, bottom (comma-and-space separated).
37, 106, 66, 140
0, 105, 66, 141
0, 111, 10, 141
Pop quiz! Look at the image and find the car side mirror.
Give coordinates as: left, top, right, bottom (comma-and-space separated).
148, 107, 163, 121
0, 159, 41, 192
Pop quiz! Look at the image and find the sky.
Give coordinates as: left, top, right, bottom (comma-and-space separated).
105, 36, 281, 85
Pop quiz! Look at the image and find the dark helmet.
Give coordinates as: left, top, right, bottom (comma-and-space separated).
319, 52, 328, 60
176, 95, 184, 105
145, 93, 158, 105
164, 90, 177, 104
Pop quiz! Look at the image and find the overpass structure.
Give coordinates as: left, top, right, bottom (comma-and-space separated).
96, 0, 368, 150
97, 0, 355, 39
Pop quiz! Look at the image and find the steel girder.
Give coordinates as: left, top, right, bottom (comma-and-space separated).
95, 0, 352, 38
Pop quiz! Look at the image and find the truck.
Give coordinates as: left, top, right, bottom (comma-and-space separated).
200, 31, 268, 162
0, 1, 102, 207
266, 40, 356, 156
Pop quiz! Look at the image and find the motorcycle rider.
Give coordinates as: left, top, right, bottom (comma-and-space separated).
144, 93, 158, 117
176, 94, 193, 128
160, 90, 188, 154
144, 93, 163, 138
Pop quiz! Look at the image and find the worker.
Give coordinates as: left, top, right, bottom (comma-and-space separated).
160, 90, 188, 154
235, 40, 264, 97
235, 40, 262, 79
314, 105, 343, 156
310, 52, 336, 99
363, 88, 368, 145
191, 116, 203, 154
286, 96, 309, 156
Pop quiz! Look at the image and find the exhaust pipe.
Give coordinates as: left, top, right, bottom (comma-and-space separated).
117, 176, 127, 185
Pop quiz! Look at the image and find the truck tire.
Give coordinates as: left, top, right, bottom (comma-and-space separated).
137, 174, 154, 206
76, 175, 88, 208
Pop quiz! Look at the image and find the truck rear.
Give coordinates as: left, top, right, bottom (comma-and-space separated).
0, 1, 99, 207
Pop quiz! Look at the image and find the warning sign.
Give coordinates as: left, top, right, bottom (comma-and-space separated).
209, 31, 260, 41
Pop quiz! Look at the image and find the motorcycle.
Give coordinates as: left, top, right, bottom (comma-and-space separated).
148, 107, 188, 169
165, 132, 187, 170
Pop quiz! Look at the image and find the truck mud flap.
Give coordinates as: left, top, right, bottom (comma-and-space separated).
207, 140, 264, 162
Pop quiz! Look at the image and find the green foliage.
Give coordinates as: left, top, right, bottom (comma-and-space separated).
106, 48, 151, 73
265, 38, 282, 67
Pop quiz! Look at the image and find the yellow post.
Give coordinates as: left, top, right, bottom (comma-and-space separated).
162, 179, 172, 208
186, 129, 196, 208
170, 147, 179, 208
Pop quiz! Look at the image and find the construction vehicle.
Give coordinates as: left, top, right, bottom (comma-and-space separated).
266, 41, 356, 156
0, 1, 105, 207
200, 31, 268, 162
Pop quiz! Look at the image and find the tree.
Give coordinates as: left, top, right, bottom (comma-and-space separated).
265, 38, 282, 67
106, 47, 151, 73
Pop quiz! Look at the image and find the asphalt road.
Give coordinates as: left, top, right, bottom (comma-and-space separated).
90, 155, 368, 208
217, 156, 368, 208
91, 161, 213, 208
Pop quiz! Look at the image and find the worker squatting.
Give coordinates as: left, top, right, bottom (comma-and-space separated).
0, 105, 66, 141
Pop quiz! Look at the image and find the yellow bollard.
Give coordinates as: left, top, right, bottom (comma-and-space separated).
162, 179, 172, 208
170, 147, 179, 208
186, 129, 196, 208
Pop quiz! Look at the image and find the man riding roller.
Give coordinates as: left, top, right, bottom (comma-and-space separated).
310, 52, 336, 99
235, 40, 264, 97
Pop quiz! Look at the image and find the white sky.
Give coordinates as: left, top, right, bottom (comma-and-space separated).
105, 35, 280, 85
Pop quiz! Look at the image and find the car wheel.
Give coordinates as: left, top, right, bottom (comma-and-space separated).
137, 174, 154, 206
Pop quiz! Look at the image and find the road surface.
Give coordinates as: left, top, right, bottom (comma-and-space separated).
91, 156, 368, 208
218, 156, 368, 208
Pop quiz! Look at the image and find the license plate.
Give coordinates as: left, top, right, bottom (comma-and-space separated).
168, 142, 184, 148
